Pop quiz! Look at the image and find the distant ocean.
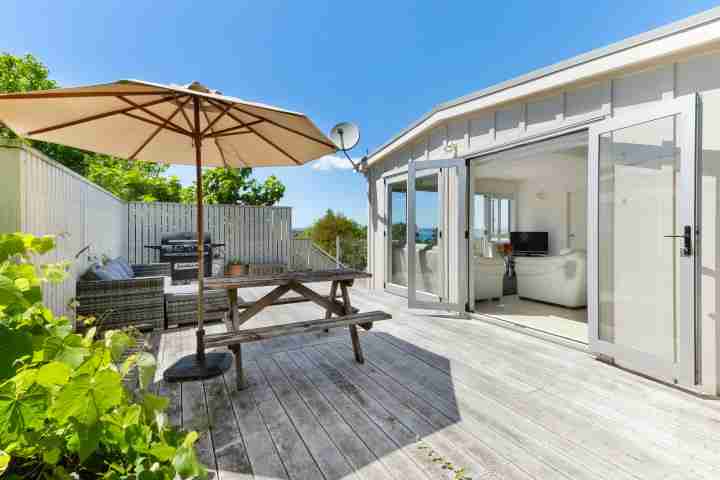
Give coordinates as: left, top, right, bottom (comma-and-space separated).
416, 227, 436, 243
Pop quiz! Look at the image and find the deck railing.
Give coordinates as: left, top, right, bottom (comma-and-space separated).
290, 238, 343, 270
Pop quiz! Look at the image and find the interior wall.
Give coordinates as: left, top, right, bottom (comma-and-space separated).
473, 153, 587, 255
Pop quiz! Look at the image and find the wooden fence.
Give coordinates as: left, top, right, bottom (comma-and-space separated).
127, 202, 293, 267
0, 142, 127, 317
1, 141, 364, 318
290, 238, 341, 270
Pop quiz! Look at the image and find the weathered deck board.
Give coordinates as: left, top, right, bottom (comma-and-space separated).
154, 284, 720, 480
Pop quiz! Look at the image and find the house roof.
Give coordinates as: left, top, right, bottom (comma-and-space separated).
367, 6, 720, 166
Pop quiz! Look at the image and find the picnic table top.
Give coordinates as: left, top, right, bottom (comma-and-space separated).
204, 268, 371, 290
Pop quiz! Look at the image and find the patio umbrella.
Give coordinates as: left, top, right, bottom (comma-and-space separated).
0, 79, 337, 380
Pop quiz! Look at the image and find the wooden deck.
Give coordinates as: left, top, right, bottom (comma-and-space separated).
153, 284, 720, 480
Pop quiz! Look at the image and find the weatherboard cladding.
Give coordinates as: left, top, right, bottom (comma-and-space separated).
367, 6, 720, 164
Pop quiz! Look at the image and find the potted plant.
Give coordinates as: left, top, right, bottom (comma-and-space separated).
227, 258, 248, 276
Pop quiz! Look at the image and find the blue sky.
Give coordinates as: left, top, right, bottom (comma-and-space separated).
1, 1, 717, 227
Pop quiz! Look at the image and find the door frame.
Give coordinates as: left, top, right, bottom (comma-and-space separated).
383, 171, 440, 302
587, 94, 698, 387
408, 158, 467, 311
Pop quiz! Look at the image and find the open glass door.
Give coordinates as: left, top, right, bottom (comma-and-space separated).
588, 94, 698, 386
408, 159, 467, 311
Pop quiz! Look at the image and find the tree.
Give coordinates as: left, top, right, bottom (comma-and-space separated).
182, 167, 285, 206
0, 53, 91, 175
85, 154, 186, 202
301, 210, 367, 269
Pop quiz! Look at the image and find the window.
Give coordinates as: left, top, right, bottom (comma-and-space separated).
477, 193, 513, 241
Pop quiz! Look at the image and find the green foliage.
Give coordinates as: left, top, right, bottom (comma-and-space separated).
0, 233, 207, 479
0, 53, 91, 176
300, 210, 367, 270
182, 167, 286, 206
85, 155, 186, 202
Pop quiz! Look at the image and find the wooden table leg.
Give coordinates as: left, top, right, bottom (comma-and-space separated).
341, 281, 364, 363
230, 344, 244, 390
323, 280, 339, 333
228, 287, 239, 331
349, 325, 364, 363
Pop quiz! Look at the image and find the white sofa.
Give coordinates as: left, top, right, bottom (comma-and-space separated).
514, 250, 587, 308
390, 244, 441, 295
473, 256, 505, 301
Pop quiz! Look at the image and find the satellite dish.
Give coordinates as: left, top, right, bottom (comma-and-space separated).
330, 122, 360, 151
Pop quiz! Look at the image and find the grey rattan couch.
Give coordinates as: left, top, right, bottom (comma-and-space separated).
76, 263, 170, 331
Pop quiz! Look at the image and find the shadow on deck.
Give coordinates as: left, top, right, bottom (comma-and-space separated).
152, 287, 466, 480
152, 285, 720, 480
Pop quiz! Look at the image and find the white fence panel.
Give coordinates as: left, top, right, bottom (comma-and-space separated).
291, 238, 340, 270
5, 145, 128, 317
126, 202, 292, 267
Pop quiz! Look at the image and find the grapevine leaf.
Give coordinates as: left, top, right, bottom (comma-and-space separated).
105, 330, 133, 362
136, 352, 157, 391
74, 419, 101, 463
0, 450, 9, 474
148, 443, 176, 462
37, 361, 71, 388
52, 370, 123, 425
0, 384, 46, 434
0, 324, 33, 380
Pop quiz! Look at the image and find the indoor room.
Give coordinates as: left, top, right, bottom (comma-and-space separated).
469, 132, 589, 343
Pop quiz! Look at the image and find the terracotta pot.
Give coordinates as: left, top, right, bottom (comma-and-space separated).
227, 263, 248, 276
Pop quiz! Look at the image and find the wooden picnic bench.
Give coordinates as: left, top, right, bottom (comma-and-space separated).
205, 269, 391, 389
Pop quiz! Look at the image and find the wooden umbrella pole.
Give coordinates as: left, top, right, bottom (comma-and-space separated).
194, 96, 206, 362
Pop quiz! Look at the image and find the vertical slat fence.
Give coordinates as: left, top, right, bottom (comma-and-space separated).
126, 202, 293, 267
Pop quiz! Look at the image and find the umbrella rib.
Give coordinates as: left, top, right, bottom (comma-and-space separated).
202, 101, 301, 164
209, 130, 253, 139
247, 122, 303, 165
207, 98, 337, 150
129, 96, 192, 160
201, 107, 228, 168
117, 95, 192, 135
122, 111, 192, 137
26, 95, 178, 136
206, 120, 263, 138
177, 101, 194, 132
200, 102, 234, 137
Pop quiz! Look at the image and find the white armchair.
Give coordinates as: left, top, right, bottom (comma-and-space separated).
514, 250, 587, 308
473, 256, 505, 301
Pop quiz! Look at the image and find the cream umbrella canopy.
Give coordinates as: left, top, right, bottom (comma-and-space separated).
0, 79, 337, 380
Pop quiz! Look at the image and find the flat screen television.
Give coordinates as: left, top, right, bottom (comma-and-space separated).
510, 231, 548, 255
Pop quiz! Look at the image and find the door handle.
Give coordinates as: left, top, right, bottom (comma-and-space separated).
663, 225, 692, 256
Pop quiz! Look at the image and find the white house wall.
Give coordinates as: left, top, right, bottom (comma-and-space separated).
368, 47, 720, 290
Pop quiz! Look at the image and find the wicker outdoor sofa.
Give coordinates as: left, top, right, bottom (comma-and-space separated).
76, 258, 230, 331
76, 261, 170, 331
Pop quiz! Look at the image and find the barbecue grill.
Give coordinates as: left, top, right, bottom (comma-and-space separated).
145, 232, 225, 283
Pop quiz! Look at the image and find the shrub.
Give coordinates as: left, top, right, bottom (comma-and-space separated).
0, 233, 207, 479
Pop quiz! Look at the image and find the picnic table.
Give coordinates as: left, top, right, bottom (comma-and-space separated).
204, 269, 391, 389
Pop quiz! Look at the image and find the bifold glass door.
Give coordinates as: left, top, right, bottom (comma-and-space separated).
588, 94, 698, 386
408, 159, 467, 311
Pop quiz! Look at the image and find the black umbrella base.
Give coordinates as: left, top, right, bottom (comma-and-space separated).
163, 351, 232, 382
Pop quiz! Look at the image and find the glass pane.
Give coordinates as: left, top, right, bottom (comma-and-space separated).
389, 181, 407, 287
473, 194, 487, 257
598, 115, 679, 362
415, 173, 442, 296
700, 91, 720, 383
500, 198, 510, 238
